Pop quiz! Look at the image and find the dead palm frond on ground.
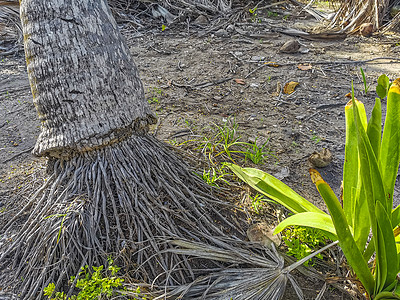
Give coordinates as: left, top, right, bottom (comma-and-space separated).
328, 0, 400, 33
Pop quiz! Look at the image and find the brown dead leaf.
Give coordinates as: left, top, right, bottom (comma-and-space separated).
271, 81, 282, 97
298, 64, 312, 71
283, 81, 299, 94
264, 62, 280, 67
234, 78, 246, 85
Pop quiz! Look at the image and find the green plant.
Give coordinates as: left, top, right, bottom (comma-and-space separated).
282, 226, 329, 266
249, 193, 270, 214
201, 118, 245, 163
376, 74, 392, 99
147, 87, 165, 105
311, 131, 320, 143
195, 166, 229, 187
360, 67, 370, 94
44, 258, 124, 300
147, 97, 159, 104
249, 6, 258, 22
243, 138, 273, 164
267, 11, 278, 17
227, 76, 400, 298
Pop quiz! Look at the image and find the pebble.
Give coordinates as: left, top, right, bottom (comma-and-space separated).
360, 23, 374, 37
247, 222, 281, 248
251, 56, 265, 61
226, 24, 235, 32
214, 29, 229, 38
193, 15, 209, 26
279, 40, 300, 53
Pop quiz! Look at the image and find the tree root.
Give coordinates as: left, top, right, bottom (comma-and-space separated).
0, 134, 285, 299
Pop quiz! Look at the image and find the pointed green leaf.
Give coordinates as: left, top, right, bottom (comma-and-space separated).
366, 98, 382, 160
343, 100, 360, 224
380, 78, 400, 209
392, 205, 400, 228
344, 99, 370, 251
273, 212, 336, 237
375, 201, 398, 291
353, 94, 396, 295
226, 163, 322, 214
309, 168, 374, 295
376, 74, 390, 99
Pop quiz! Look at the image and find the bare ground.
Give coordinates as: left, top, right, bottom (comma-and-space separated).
1, 7, 400, 299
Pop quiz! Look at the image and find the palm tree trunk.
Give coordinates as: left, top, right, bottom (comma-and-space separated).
21, 0, 155, 158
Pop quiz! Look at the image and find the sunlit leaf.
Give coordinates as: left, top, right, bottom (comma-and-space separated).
309, 168, 374, 295
273, 212, 336, 237
226, 163, 322, 214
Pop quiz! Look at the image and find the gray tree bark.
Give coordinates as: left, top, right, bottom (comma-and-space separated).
20, 0, 156, 158
0, 1, 286, 299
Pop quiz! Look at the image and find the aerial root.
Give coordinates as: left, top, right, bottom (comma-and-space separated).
0, 134, 296, 299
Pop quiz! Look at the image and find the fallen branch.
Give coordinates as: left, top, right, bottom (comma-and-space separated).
172, 77, 233, 89
2, 147, 34, 164
245, 57, 400, 78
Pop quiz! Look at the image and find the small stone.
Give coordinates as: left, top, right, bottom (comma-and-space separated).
214, 29, 229, 38
226, 24, 235, 32
360, 23, 374, 37
279, 40, 300, 54
273, 167, 290, 180
247, 222, 281, 248
309, 148, 333, 168
251, 55, 265, 61
193, 15, 209, 26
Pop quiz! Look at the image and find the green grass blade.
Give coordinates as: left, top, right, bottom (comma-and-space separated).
380, 78, 400, 209
310, 168, 374, 295
273, 212, 336, 237
226, 163, 322, 214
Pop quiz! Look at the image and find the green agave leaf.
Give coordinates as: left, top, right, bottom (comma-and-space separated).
273, 212, 336, 238
393, 205, 400, 228
380, 78, 400, 210
376, 74, 390, 99
343, 99, 370, 251
343, 100, 359, 224
375, 201, 398, 292
373, 291, 400, 300
226, 163, 322, 214
353, 93, 398, 295
309, 168, 374, 296
367, 98, 382, 160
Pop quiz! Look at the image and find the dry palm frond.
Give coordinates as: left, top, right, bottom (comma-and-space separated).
382, 10, 400, 32
160, 239, 339, 299
0, 0, 21, 54
327, 0, 400, 33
